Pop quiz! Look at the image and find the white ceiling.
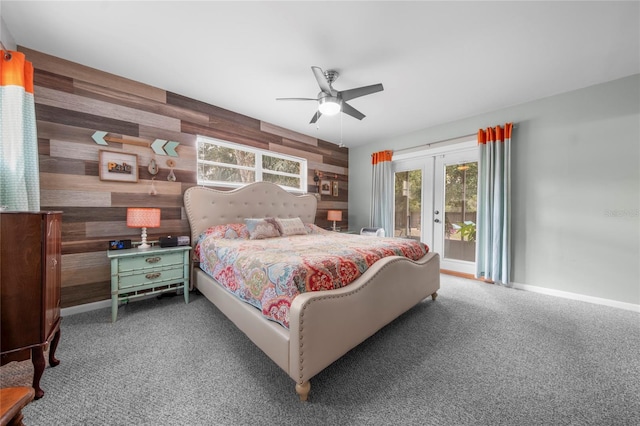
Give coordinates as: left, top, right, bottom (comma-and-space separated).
2, 1, 639, 147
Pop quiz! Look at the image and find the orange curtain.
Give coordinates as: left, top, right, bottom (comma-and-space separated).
1, 50, 40, 211
0, 51, 34, 93
371, 150, 393, 165
477, 123, 513, 145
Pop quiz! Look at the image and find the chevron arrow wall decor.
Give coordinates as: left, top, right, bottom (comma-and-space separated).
91, 131, 180, 157
151, 139, 180, 157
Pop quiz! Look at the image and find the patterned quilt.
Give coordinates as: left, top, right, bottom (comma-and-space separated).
196, 223, 429, 328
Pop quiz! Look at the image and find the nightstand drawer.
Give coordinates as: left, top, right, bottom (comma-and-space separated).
117, 264, 184, 289
117, 252, 183, 272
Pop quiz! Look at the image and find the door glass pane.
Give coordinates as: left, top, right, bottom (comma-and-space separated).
394, 170, 422, 241
444, 162, 477, 261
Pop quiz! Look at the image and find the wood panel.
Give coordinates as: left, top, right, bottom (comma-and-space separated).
40, 189, 111, 207
260, 121, 318, 146
36, 121, 100, 143
39, 173, 183, 195
73, 80, 211, 125
61, 281, 110, 309
167, 91, 259, 128
61, 252, 110, 287
23, 47, 349, 308
22, 46, 166, 103
268, 142, 323, 164
35, 86, 181, 132
39, 156, 88, 176
34, 69, 74, 93
49, 139, 103, 161
35, 104, 139, 137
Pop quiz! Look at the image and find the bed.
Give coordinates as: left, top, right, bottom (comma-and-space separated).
184, 181, 440, 401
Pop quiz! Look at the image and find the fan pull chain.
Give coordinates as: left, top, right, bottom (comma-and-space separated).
339, 110, 344, 148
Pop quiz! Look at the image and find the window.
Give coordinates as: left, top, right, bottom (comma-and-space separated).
197, 136, 307, 192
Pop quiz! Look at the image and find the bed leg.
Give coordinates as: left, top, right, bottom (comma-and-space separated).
431, 291, 438, 301
295, 381, 311, 402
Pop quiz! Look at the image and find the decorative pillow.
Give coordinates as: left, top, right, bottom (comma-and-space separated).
200, 223, 249, 240
305, 223, 327, 234
245, 218, 281, 240
195, 223, 249, 259
275, 217, 307, 236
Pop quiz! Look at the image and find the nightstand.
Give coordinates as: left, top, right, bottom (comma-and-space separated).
107, 245, 191, 322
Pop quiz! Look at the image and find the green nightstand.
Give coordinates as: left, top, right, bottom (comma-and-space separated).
107, 245, 191, 322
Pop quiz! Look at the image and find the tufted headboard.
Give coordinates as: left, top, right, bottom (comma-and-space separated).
183, 181, 318, 245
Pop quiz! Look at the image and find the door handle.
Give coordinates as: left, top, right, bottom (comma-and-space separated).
434, 218, 441, 223
434, 210, 440, 215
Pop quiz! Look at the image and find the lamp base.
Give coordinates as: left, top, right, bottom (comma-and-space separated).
138, 227, 150, 249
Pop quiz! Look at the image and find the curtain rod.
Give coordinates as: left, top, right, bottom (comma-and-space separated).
393, 132, 476, 155
393, 123, 517, 156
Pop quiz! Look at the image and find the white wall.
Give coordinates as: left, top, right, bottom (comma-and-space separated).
349, 75, 640, 306
0, 14, 17, 50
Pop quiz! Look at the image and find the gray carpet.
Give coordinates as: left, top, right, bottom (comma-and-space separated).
2, 275, 639, 425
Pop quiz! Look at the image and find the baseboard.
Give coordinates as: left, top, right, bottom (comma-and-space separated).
511, 282, 640, 313
60, 293, 159, 317
61, 299, 111, 317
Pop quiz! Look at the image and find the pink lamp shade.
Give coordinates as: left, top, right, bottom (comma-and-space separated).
127, 208, 161, 249
327, 210, 342, 231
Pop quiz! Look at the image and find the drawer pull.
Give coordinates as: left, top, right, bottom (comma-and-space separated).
146, 272, 161, 280
145, 257, 161, 264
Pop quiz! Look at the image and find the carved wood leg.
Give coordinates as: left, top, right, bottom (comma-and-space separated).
431, 291, 438, 301
49, 329, 61, 367
295, 381, 311, 402
31, 347, 46, 399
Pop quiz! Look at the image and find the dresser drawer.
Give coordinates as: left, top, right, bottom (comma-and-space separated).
117, 251, 183, 272
117, 264, 185, 289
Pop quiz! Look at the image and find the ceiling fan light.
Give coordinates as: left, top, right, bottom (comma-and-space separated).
318, 97, 341, 115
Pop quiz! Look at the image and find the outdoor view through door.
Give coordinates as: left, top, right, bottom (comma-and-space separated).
443, 162, 478, 262
393, 142, 478, 275
394, 170, 422, 241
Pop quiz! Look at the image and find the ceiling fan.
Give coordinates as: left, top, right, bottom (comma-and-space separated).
276, 66, 384, 124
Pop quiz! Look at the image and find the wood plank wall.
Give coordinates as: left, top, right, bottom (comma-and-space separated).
20, 47, 349, 308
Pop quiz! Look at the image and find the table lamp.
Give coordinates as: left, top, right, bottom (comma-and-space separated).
127, 208, 161, 249
327, 210, 342, 232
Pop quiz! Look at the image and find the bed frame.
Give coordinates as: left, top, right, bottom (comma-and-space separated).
184, 182, 440, 401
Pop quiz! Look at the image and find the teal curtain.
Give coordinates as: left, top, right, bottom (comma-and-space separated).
476, 123, 512, 284
370, 150, 393, 237
0, 50, 40, 211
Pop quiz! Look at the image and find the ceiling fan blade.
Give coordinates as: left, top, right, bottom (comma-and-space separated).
339, 83, 384, 102
311, 66, 333, 95
309, 110, 322, 124
341, 102, 365, 120
276, 97, 317, 101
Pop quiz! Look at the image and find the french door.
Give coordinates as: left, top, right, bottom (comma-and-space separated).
393, 147, 478, 274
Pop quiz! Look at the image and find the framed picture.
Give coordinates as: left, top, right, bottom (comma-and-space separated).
332, 181, 339, 197
320, 180, 331, 195
99, 150, 139, 183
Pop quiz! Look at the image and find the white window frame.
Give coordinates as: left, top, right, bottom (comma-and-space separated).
197, 136, 308, 193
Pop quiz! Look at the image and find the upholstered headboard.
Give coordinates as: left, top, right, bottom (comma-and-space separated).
183, 182, 318, 244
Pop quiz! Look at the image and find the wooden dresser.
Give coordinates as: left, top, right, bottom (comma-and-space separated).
0, 211, 62, 399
